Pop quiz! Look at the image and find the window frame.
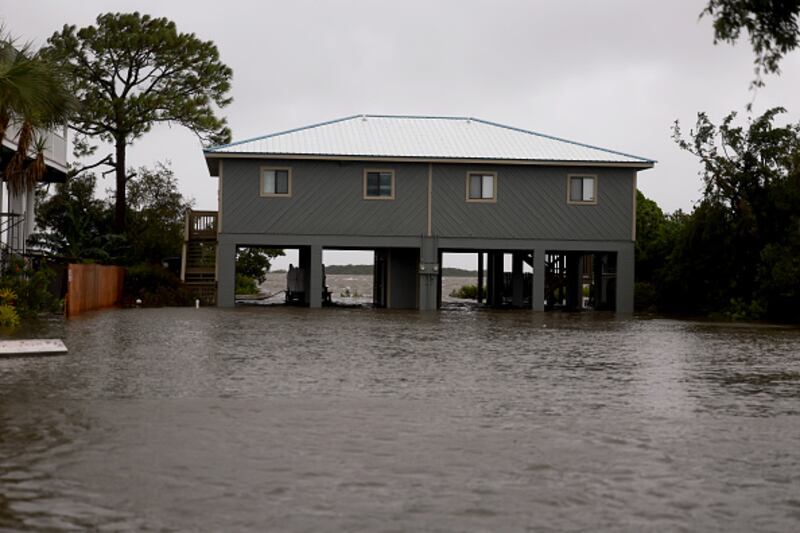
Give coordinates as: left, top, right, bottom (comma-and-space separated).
566, 173, 598, 205
260, 166, 293, 198
363, 168, 396, 200
465, 171, 498, 203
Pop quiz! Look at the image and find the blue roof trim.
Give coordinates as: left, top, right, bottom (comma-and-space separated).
205, 114, 656, 164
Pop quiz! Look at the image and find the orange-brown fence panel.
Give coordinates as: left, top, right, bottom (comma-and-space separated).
65, 264, 125, 318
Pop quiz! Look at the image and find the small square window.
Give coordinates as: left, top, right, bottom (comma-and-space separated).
466, 172, 496, 202
364, 170, 395, 199
261, 167, 292, 197
567, 175, 596, 204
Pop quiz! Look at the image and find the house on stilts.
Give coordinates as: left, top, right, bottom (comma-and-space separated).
187, 114, 654, 312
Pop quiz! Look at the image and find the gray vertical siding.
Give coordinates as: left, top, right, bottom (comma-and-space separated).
219, 158, 634, 242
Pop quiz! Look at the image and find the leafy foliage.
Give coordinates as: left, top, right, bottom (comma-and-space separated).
0, 288, 21, 329
449, 284, 486, 299
703, 0, 800, 85
33, 173, 118, 262
44, 12, 232, 231
34, 162, 190, 265
235, 274, 259, 296
123, 263, 193, 306
126, 163, 193, 263
0, 257, 61, 318
236, 247, 284, 284
636, 108, 800, 321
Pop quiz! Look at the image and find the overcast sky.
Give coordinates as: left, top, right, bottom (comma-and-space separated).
5, 1, 800, 268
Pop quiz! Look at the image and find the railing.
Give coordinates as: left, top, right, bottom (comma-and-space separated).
185, 210, 218, 240
0, 212, 25, 270
180, 210, 218, 304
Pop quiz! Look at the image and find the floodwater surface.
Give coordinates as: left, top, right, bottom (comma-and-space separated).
1, 307, 800, 531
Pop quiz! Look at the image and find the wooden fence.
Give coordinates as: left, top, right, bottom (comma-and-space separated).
65, 264, 125, 318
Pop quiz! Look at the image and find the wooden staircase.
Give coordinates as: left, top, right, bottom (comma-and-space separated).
180, 210, 218, 305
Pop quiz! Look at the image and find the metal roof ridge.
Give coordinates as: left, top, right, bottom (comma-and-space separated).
362, 113, 473, 121
469, 117, 656, 164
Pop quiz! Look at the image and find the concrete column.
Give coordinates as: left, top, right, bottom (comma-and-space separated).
512, 252, 524, 307
418, 237, 438, 310
490, 252, 505, 307
593, 253, 605, 310
616, 245, 634, 314
477, 252, 484, 304
486, 252, 494, 305
436, 249, 443, 309
565, 252, 582, 310
308, 244, 322, 308
216, 241, 236, 307
532, 249, 545, 311
299, 246, 310, 304
373, 249, 387, 307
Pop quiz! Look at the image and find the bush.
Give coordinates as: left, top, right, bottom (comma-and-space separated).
0, 304, 21, 329
0, 258, 61, 318
449, 284, 486, 299
123, 263, 193, 306
0, 289, 20, 329
634, 281, 657, 312
235, 274, 259, 295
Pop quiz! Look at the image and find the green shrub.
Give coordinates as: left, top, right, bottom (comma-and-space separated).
235, 274, 259, 295
0, 258, 61, 318
726, 297, 766, 321
0, 304, 20, 329
634, 281, 657, 312
123, 263, 193, 306
449, 284, 486, 299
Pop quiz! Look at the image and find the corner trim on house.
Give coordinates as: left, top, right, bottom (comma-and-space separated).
632, 171, 637, 241
427, 163, 433, 237
218, 160, 224, 233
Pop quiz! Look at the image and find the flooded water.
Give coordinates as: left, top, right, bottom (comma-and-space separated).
256, 273, 477, 305
1, 307, 800, 531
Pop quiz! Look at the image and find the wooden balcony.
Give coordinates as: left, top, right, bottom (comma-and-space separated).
185, 210, 218, 241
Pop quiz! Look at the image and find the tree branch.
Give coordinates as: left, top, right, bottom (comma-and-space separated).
68, 154, 114, 177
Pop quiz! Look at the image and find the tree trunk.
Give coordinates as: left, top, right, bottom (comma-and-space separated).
114, 136, 126, 233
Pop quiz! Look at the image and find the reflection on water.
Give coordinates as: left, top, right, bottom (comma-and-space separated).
1, 307, 800, 531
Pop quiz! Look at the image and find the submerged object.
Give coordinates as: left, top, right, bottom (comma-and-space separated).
0, 339, 68, 356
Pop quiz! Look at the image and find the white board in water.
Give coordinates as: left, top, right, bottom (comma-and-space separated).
0, 339, 68, 356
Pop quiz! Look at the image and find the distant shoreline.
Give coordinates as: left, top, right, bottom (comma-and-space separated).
271, 264, 478, 277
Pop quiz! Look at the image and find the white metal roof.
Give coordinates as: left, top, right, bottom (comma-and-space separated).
205, 115, 654, 167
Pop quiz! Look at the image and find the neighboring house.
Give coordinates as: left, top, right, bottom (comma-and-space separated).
203, 115, 654, 312
0, 122, 68, 257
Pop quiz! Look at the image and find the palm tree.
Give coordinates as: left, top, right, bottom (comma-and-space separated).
0, 38, 73, 196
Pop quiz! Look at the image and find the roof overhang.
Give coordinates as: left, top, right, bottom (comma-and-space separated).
203, 151, 655, 171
